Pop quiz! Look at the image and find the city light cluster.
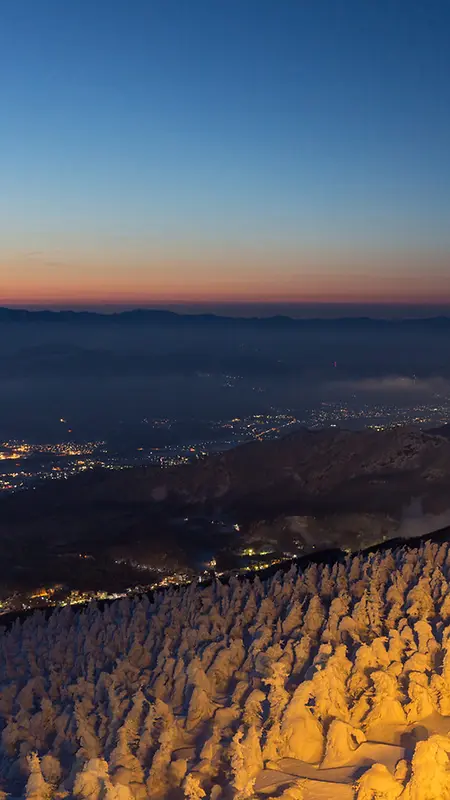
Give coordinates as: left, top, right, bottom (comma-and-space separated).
1, 400, 449, 498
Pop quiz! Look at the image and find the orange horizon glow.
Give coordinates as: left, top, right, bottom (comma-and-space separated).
4, 292, 450, 309
2, 244, 450, 308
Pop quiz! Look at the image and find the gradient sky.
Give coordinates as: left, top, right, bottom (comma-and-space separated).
2, 0, 450, 308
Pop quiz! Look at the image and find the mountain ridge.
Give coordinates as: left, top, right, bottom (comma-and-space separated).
3, 425, 450, 561
2, 424, 450, 594
4, 305, 450, 328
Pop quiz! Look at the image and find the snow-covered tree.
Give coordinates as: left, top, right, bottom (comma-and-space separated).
25, 753, 51, 800
310, 645, 351, 725
405, 672, 435, 723
73, 759, 109, 800
109, 724, 145, 800
186, 686, 215, 732
363, 671, 407, 730
280, 681, 324, 763
321, 720, 365, 769
145, 722, 175, 799
183, 773, 205, 800
40, 754, 62, 790
406, 734, 450, 799
229, 727, 263, 799
242, 689, 266, 728
355, 763, 403, 799
4, 538, 450, 799
263, 661, 290, 723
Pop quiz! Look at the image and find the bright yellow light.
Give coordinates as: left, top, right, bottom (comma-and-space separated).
0, 452, 23, 460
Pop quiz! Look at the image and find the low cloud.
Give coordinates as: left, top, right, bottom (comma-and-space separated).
398, 497, 450, 540
331, 375, 450, 395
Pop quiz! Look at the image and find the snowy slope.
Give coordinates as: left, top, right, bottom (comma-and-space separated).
2, 542, 450, 798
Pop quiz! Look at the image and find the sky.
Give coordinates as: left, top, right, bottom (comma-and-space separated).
2, 0, 450, 310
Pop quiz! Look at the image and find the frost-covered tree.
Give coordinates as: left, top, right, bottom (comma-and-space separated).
73, 759, 109, 800
280, 681, 324, 763
310, 645, 351, 725
25, 753, 51, 800
363, 671, 407, 730
263, 661, 290, 723
242, 689, 266, 728
282, 601, 304, 637
406, 734, 450, 799
40, 754, 62, 791
321, 720, 365, 769
355, 763, 403, 799
405, 672, 435, 723
347, 644, 379, 699
145, 722, 175, 799
183, 773, 205, 800
406, 578, 434, 620
302, 595, 325, 638
3, 539, 450, 799
186, 686, 215, 732
74, 702, 100, 760
229, 727, 263, 799
109, 724, 145, 800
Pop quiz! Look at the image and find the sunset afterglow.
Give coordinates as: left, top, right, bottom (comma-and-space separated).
2, 2, 450, 311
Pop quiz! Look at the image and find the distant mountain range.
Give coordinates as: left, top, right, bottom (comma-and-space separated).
4, 305, 450, 328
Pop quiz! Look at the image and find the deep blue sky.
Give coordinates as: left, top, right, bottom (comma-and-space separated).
2, 0, 450, 307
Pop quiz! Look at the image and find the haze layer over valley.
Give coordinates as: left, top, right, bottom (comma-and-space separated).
3, 311, 450, 442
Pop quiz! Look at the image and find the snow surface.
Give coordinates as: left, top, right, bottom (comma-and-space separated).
2, 541, 450, 797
